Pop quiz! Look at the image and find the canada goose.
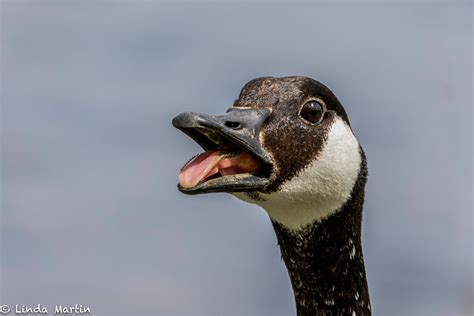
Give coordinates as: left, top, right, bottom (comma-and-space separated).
173, 76, 370, 316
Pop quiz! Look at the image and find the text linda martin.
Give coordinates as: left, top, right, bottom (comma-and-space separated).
15, 304, 91, 314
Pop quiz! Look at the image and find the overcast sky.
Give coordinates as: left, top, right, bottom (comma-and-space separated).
1, 1, 472, 316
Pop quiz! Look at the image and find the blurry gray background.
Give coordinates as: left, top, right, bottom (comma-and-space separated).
1, 1, 472, 315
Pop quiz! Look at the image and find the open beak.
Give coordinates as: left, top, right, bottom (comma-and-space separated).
172, 107, 273, 194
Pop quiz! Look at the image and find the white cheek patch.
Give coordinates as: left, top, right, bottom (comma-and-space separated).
234, 118, 361, 230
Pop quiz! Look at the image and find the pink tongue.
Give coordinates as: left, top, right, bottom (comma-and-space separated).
179, 150, 224, 188
179, 150, 262, 188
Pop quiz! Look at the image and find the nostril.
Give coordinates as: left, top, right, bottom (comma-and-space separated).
225, 121, 241, 129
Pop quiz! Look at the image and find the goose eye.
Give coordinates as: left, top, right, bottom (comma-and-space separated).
300, 101, 324, 124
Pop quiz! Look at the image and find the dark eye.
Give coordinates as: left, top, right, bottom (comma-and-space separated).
300, 100, 324, 124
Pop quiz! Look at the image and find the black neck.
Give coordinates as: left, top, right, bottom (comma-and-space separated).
272, 157, 370, 316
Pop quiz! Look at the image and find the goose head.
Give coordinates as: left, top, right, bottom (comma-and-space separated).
173, 76, 363, 229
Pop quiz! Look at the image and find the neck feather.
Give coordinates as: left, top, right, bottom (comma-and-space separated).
272, 155, 371, 316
